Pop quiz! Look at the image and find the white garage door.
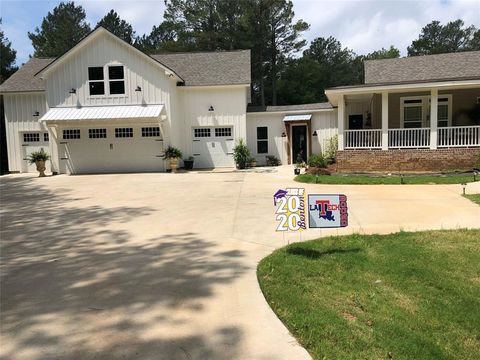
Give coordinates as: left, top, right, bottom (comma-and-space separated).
59, 125, 164, 174
192, 127, 234, 168
21, 131, 52, 173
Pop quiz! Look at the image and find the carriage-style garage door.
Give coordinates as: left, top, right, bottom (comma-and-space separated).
192, 127, 235, 168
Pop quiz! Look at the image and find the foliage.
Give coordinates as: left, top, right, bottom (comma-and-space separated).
233, 139, 251, 168
463, 193, 480, 206
162, 145, 182, 159
363, 45, 400, 60
28, 1, 91, 57
26, 149, 50, 164
258, 229, 480, 359
266, 155, 280, 166
324, 135, 338, 164
0, 19, 18, 84
407, 20, 479, 56
307, 154, 327, 168
96, 10, 135, 44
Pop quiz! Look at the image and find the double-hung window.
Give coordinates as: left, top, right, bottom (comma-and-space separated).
402, 99, 423, 128
88, 67, 105, 96
108, 66, 125, 95
88, 65, 125, 96
401, 95, 452, 129
257, 127, 268, 154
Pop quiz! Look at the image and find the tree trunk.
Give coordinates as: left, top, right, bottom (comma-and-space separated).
271, 30, 277, 106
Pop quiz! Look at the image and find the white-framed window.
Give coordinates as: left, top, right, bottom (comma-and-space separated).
257, 126, 268, 154
88, 65, 126, 96
215, 127, 232, 137
88, 67, 105, 96
400, 94, 452, 128
194, 128, 211, 138
115, 127, 133, 138
108, 65, 125, 95
43, 132, 49, 142
63, 129, 81, 139
141, 127, 161, 137
23, 133, 40, 142
89, 128, 107, 139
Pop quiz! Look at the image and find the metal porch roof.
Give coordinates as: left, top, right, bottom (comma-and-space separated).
283, 114, 312, 121
40, 104, 164, 121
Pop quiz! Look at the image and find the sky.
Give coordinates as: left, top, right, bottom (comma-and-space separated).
1, 0, 479, 66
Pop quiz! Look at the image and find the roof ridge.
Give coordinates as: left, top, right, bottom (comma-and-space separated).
152, 49, 250, 56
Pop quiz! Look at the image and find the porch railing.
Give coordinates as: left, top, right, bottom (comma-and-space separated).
438, 126, 480, 147
344, 129, 382, 149
388, 128, 431, 148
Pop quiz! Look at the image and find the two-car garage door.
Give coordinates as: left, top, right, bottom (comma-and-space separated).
192, 127, 235, 168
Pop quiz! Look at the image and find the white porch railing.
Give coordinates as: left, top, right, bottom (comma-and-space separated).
344, 129, 382, 149
438, 126, 480, 147
388, 128, 431, 148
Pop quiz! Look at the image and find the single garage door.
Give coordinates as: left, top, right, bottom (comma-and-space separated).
60, 125, 164, 174
192, 127, 234, 168
21, 131, 52, 173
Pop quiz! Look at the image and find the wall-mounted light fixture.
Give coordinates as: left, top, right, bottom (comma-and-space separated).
69, 88, 76, 94
135, 86, 142, 92
312, 130, 318, 137
208, 105, 214, 112
33, 111, 40, 117
281, 132, 286, 137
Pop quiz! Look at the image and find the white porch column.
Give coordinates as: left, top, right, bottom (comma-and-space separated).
338, 94, 345, 150
381, 91, 389, 150
430, 88, 438, 149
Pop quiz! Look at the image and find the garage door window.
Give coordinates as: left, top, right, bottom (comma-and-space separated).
142, 127, 161, 137
43, 133, 49, 142
63, 129, 81, 139
23, 133, 40, 142
89, 128, 107, 139
115, 127, 133, 138
257, 127, 268, 154
194, 128, 211, 138
215, 127, 232, 137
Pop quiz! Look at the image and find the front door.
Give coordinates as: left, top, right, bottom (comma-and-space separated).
291, 125, 307, 163
349, 114, 363, 129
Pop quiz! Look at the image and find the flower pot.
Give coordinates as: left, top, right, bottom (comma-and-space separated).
36, 160, 46, 177
184, 160, 194, 170
169, 158, 179, 173
294, 168, 301, 175
251, 161, 257, 168
237, 163, 246, 170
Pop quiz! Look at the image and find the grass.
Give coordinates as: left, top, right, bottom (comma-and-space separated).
257, 230, 480, 360
295, 173, 480, 185
464, 194, 480, 205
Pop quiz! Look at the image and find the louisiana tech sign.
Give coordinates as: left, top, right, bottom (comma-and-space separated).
308, 194, 348, 228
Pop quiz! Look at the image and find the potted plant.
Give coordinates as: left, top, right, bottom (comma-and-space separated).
249, 157, 257, 168
233, 139, 251, 169
26, 149, 50, 177
163, 145, 183, 173
294, 162, 304, 175
183, 156, 194, 170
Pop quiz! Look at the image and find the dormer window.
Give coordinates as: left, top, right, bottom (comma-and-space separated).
88, 65, 125, 96
108, 66, 125, 95
88, 67, 105, 95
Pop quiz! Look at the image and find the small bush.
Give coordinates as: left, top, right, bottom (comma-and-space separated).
266, 155, 280, 166
26, 149, 50, 164
308, 153, 327, 168
163, 146, 183, 159
324, 135, 338, 164
233, 139, 251, 169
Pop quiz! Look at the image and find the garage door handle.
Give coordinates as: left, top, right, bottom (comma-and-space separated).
61, 157, 69, 160
155, 139, 163, 142
193, 140, 200, 142
60, 141, 68, 144
227, 152, 233, 155
227, 139, 234, 141
21, 144, 29, 146
193, 153, 200, 156
156, 155, 164, 157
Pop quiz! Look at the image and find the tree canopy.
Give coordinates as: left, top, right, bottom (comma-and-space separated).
1, 19, 18, 83
96, 10, 135, 44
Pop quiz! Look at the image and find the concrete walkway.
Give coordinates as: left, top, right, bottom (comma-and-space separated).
1, 168, 479, 360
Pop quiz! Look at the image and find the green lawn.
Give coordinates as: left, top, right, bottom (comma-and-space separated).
257, 230, 480, 360
464, 194, 480, 205
295, 173, 479, 185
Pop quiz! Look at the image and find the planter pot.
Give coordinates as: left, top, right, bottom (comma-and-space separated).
169, 158, 179, 173
251, 161, 257, 168
237, 163, 246, 170
184, 160, 194, 170
36, 160, 46, 177
294, 168, 301, 175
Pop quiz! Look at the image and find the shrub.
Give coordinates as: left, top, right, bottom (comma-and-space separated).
163, 146, 183, 159
266, 155, 281, 166
308, 153, 327, 168
233, 139, 251, 169
324, 135, 338, 164
26, 149, 50, 164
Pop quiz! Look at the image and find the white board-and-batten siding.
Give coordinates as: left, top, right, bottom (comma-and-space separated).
3, 93, 49, 171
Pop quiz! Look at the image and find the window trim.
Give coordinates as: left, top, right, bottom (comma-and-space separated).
88, 128, 107, 139
87, 64, 127, 98
214, 127, 232, 138
257, 126, 268, 154
62, 129, 81, 140
23, 132, 40, 143
88, 66, 105, 97
400, 94, 452, 128
193, 128, 212, 138
107, 65, 126, 96
114, 127, 134, 138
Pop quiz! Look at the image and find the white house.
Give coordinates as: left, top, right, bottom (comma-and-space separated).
1, 27, 479, 174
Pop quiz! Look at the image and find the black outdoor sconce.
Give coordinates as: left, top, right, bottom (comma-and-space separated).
208, 105, 215, 112
69, 88, 76, 94
33, 111, 40, 117
135, 86, 142, 92
281, 132, 286, 137
312, 130, 318, 137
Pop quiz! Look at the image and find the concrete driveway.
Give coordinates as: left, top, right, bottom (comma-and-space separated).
1, 167, 479, 360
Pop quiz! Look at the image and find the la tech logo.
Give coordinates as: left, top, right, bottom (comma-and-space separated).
308, 194, 348, 228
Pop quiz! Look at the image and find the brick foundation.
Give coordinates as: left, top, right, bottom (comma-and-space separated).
336, 148, 480, 173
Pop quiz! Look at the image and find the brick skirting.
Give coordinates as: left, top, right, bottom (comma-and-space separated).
336, 148, 480, 173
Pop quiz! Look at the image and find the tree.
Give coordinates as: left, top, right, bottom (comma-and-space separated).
407, 19, 479, 56
28, 1, 91, 57
364, 45, 400, 60
0, 19, 18, 83
97, 10, 135, 44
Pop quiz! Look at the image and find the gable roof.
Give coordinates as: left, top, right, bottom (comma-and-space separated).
0, 58, 54, 93
152, 50, 250, 86
364, 51, 480, 85
247, 102, 333, 113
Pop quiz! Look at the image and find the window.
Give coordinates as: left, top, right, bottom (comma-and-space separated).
23, 133, 40, 142
63, 129, 81, 139
257, 127, 268, 154
215, 127, 232, 137
43, 133, 49, 142
108, 66, 125, 95
403, 105, 423, 128
115, 127, 133, 138
89, 128, 107, 139
142, 127, 161, 137
401, 95, 452, 129
88, 67, 105, 96
194, 128, 211, 138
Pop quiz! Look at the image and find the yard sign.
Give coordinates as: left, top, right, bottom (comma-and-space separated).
308, 194, 348, 228
273, 188, 307, 231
